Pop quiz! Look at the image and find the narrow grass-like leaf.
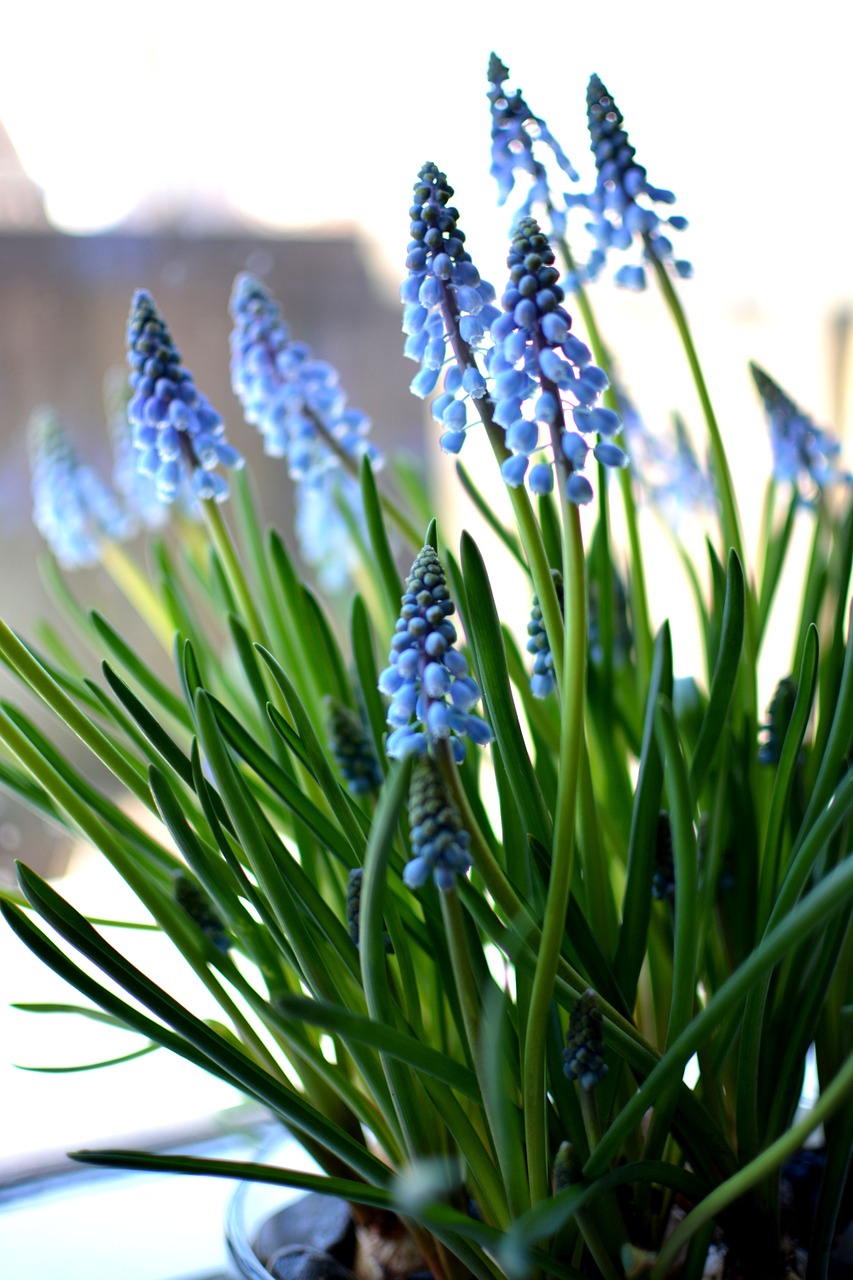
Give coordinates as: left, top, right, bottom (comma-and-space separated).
689, 549, 744, 798
655, 696, 699, 1045
257, 646, 366, 858
454, 460, 527, 571
273, 993, 479, 1098
0, 621, 152, 810
613, 623, 672, 1006
351, 594, 388, 767
4, 883, 388, 1183
361, 454, 401, 626
757, 624, 819, 929
587, 813, 853, 1180
89, 611, 192, 729
460, 531, 551, 848
17, 1044, 159, 1072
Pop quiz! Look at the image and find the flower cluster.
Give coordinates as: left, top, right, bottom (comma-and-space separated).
568, 74, 690, 290
758, 675, 797, 766
563, 989, 608, 1090
486, 53, 578, 221
173, 872, 229, 954
402, 163, 499, 455
489, 218, 627, 501
229, 273, 382, 585
104, 368, 170, 532
405, 755, 471, 891
652, 811, 675, 902
378, 545, 491, 762
750, 363, 851, 499
127, 291, 243, 503
526, 570, 564, 698
29, 407, 131, 569
325, 698, 383, 796
620, 394, 715, 528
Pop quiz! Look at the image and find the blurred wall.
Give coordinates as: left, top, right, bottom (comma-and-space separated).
0, 224, 423, 882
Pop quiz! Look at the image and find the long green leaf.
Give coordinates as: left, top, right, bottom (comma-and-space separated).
89, 610, 192, 729
689, 549, 744, 797
273, 994, 479, 1098
459, 531, 551, 848
613, 623, 673, 1005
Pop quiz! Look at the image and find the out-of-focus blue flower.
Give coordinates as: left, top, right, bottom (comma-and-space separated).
29, 407, 131, 569
127, 291, 243, 504
526, 570, 564, 698
487, 53, 578, 222
402, 163, 500, 455
104, 368, 170, 532
325, 697, 383, 796
405, 754, 471, 891
617, 386, 714, 528
174, 872, 230, 954
346, 868, 394, 950
378, 545, 491, 763
489, 217, 627, 503
563, 989, 608, 1090
651, 811, 675, 902
758, 675, 797, 766
230, 273, 382, 584
750, 363, 852, 498
568, 75, 691, 289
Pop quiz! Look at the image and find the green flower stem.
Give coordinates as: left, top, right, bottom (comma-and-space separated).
651, 1048, 853, 1278
200, 497, 268, 647
304, 405, 423, 548
524, 496, 586, 1207
438, 284, 566, 700
579, 1085, 602, 1154
98, 539, 175, 651
644, 242, 757, 707
555, 235, 653, 687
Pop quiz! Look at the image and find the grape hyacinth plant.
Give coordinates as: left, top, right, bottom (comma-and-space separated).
1, 54, 853, 1280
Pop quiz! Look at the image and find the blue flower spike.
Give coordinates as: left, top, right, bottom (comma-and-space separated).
406, 754, 471, 891
569, 75, 691, 289
490, 217, 627, 503
127, 290, 243, 504
487, 53, 579, 219
563, 989, 608, 1090
325, 697, 383, 796
750, 363, 852, 499
104, 368, 170, 531
229, 273, 383, 586
29, 406, 132, 569
402, 163, 500, 455
173, 872, 230, 954
527, 570, 565, 698
378, 545, 491, 763
758, 675, 797, 766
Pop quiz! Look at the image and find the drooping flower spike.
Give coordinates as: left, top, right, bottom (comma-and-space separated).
378, 545, 492, 762
489, 217, 627, 502
487, 53, 578, 222
568, 74, 691, 290
229, 273, 382, 585
126, 290, 243, 504
28, 407, 131, 569
405, 754, 471, 891
402, 163, 500, 455
750, 363, 851, 499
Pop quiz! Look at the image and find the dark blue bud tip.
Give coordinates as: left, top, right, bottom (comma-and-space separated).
487, 52, 509, 86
